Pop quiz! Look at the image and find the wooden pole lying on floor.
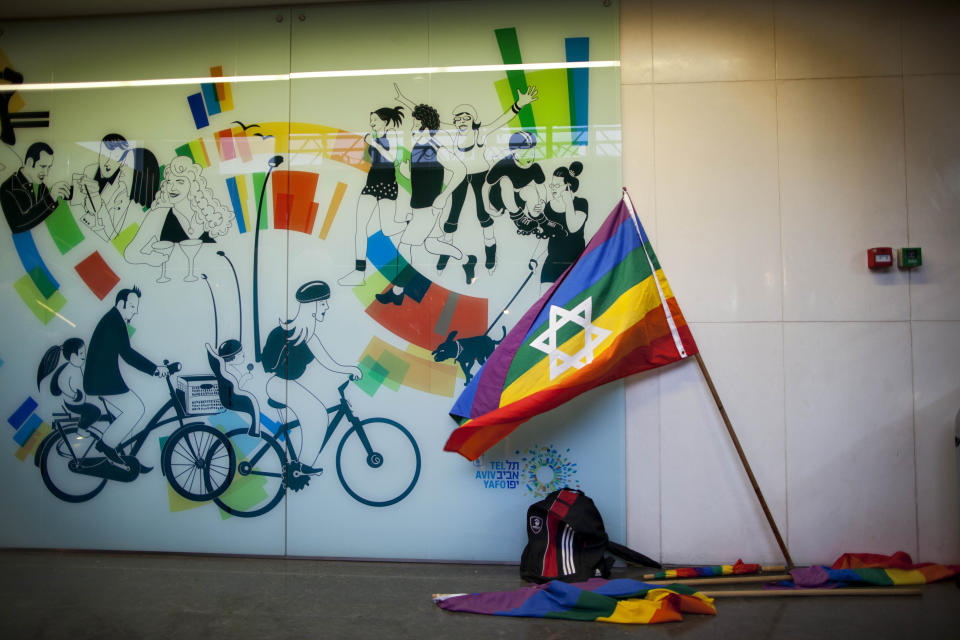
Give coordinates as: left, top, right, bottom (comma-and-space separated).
694, 352, 794, 569
703, 587, 922, 598
642, 564, 785, 580
645, 574, 792, 586
433, 586, 923, 601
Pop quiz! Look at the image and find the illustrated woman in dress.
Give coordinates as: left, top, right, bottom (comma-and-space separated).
531, 162, 588, 293
339, 105, 405, 287
124, 155, 232, 282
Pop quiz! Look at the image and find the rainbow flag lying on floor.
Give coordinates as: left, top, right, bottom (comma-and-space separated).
784, 552, 960, 588
650, 559, 761, 580
445, 193, 698, 460
434, 578, 716, 624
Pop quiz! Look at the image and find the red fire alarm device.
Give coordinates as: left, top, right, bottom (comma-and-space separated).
868, 247, 894, 270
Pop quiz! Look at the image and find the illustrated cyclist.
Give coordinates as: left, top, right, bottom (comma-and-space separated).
83, 286, 170, 468
261, 280, 362, 476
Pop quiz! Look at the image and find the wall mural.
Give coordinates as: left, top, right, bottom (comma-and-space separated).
0, 1, 625, 560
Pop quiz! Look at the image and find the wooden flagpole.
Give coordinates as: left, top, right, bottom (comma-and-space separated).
695, 352, 794, 569
703, 587, 922, 598
620, 188, 793, 569
645, 574, 793, 586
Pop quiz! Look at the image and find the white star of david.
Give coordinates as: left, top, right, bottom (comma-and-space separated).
529, 298, 612, 380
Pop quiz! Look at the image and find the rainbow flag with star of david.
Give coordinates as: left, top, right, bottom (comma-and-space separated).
445, 192, 698, 460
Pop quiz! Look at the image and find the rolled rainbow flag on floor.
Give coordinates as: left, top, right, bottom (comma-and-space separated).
434, 578, 716, 624
649, 559, 762, 580
794, 551, 960, 588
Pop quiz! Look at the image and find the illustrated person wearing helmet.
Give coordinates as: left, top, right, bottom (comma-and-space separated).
483, 130, 547, 237
261, 280, 362, 475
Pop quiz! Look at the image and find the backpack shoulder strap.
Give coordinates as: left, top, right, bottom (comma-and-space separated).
606, 540, 661, 569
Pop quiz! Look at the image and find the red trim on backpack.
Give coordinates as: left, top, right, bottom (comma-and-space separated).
541, 490, 581, 578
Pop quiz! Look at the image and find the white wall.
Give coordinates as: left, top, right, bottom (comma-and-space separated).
621, 0, 960, 566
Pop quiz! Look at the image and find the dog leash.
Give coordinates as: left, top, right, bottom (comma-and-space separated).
485, 259, 538, 336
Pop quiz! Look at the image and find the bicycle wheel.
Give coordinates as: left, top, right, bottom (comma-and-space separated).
39, 426, 107, 503
161, 423, 235, 501
336, 418, 421, 507
214, 428, 286, 518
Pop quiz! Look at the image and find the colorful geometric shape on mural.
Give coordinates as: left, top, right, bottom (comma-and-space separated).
565, 37, 590, 146
225, 177, 247, 233
44, 200, 85, 254
8, 397, 38, 429
253, 172, 269, 229
74, 251, 120, 300
318, 181, 348, 240
352, 267, 392, 309
175, 139, 211, 168
191, 139, 211, 167
361, 232, 488, 352
357, 336, 458, 398
12, 231, 59, 294
14, 423, 49, 462
28, 265, 57, 299
494, 27, 537, 133
234, 131, 253, 163
495, 69, 571, 159
201, 82, 221, 116
215, 129, 235, 161
355, 354, 391, 396
210, 65, 234, 111
187, 92, 209, 129
272, 170, 319, 234
13, 413, 42, 446
14, 273, 67, 325
111, 223, 139, 254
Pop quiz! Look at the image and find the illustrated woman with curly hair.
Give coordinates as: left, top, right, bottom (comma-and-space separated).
124, 156, 232, 280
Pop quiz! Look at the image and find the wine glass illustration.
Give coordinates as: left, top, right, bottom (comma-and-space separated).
152, 241, 175, 283
180, 239, 202, 282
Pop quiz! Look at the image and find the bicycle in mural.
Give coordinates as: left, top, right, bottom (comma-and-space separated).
213, 378, 421, 517
35, 360, 235, 504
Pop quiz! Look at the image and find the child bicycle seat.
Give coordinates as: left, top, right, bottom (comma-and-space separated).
205, 343, 261, 437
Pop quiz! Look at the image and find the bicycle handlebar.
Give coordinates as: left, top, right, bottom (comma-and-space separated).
162, 359, 182, 374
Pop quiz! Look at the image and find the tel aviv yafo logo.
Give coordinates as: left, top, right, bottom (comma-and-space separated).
529, 298, 611, 380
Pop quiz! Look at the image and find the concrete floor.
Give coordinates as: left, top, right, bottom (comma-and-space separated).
2, 550, 958, 639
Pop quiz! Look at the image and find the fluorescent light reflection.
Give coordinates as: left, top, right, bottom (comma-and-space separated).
8, 60, 620, 92
34, 299, 76, 327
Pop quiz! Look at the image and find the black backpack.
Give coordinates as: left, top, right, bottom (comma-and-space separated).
519, 488, 661, 583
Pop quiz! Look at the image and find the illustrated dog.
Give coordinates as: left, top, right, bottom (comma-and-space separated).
432, 326, 506, 386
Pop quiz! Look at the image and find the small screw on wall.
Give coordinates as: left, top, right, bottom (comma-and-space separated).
299, 14, 306, 22
276, 14, 284, 23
